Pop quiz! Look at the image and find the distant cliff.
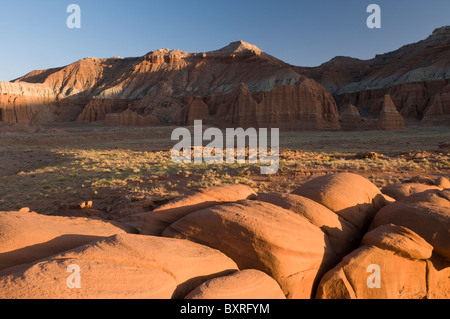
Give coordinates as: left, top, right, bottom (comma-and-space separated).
297, 26, 450, 125
2, 28, 449, 129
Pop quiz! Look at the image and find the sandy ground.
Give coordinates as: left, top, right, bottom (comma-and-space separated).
0, 122, 449, 225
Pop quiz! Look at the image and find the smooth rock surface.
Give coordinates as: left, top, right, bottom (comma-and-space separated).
292, 173, 388, 231
185, 269, 286, 299
141, 185, 256, 236
0, 233, 238, 299
0, 211, 134, 271
163, 200, 338, 299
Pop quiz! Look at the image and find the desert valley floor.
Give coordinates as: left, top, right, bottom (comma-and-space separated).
1, 123, 449, 220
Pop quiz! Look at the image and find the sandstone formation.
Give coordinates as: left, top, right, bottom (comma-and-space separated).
185, 269, 286, 299
316, 242, 429, 299
0, 234, 238, 299
298, 26, 450, 124
257, 192, 361, 258
0, 210, 135, 271
77, 99, 129, 122
370, 199, 450, 260
422, 84, 450, 125
317, 186, 450, 299
186, 98, 210, 125
400, 189, 450, 208
140, 184, 257, 236
377, 95, 405, 130
4, 27, 449, 127
381, 182, 443, 200
162, 200, 339, 299
152, 173, 392, 298
0, 40, 345, 129
340, 104, 361, 130
209, 80, 341, 129
291, 173, 389, 233
1, 41, 341, 129
104, 108, 161, 126
0, 82, 56, 124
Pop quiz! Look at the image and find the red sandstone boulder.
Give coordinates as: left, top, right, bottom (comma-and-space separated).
0, 234, 238, 299
291, 173, 389, 232
381, 183, 443, 201
435, 176, 450, 189
0, 210, 135, 271
185, 269, 285, 299
140, 185, 257, 236
426, 253, 450, 299
370, 201, 450, 260
257, 192, 360, 258
362, 224, 433, 260
163, 200, 338, 299
317, 224, 437, 299
399, 189, 450, 208
77, 99, 129, 122
317, 245, 428, 299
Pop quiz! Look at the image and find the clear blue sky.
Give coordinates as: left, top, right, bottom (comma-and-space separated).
0, 0, 449, 81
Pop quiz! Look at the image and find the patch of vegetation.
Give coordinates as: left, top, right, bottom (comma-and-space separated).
0, 124, 448, 214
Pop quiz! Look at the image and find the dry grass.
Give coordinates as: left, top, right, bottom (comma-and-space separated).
0, 123, 449, 215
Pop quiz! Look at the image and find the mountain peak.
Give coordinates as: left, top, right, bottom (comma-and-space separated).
209, 41, 263, 56
432, 26, 450, 36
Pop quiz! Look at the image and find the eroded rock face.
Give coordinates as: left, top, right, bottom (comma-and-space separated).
3, 28, 450, 126
0, 82, 57, 124
0, 210, 135, 271
335, 81, 450, 124
298, 27, 450, 124
186, 98, 210, 125
104, 109, 161, 126
77, 99, 129, 122
0, 41, 341, 129
208, 80, 340, 129
0, 234, 238, 299
340, 104, 361, 131
377, 95, 405, 131
242, 80, 339, 129
422, 85, 450, 125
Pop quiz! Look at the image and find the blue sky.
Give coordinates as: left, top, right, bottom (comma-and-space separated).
0, 0, 449, 81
